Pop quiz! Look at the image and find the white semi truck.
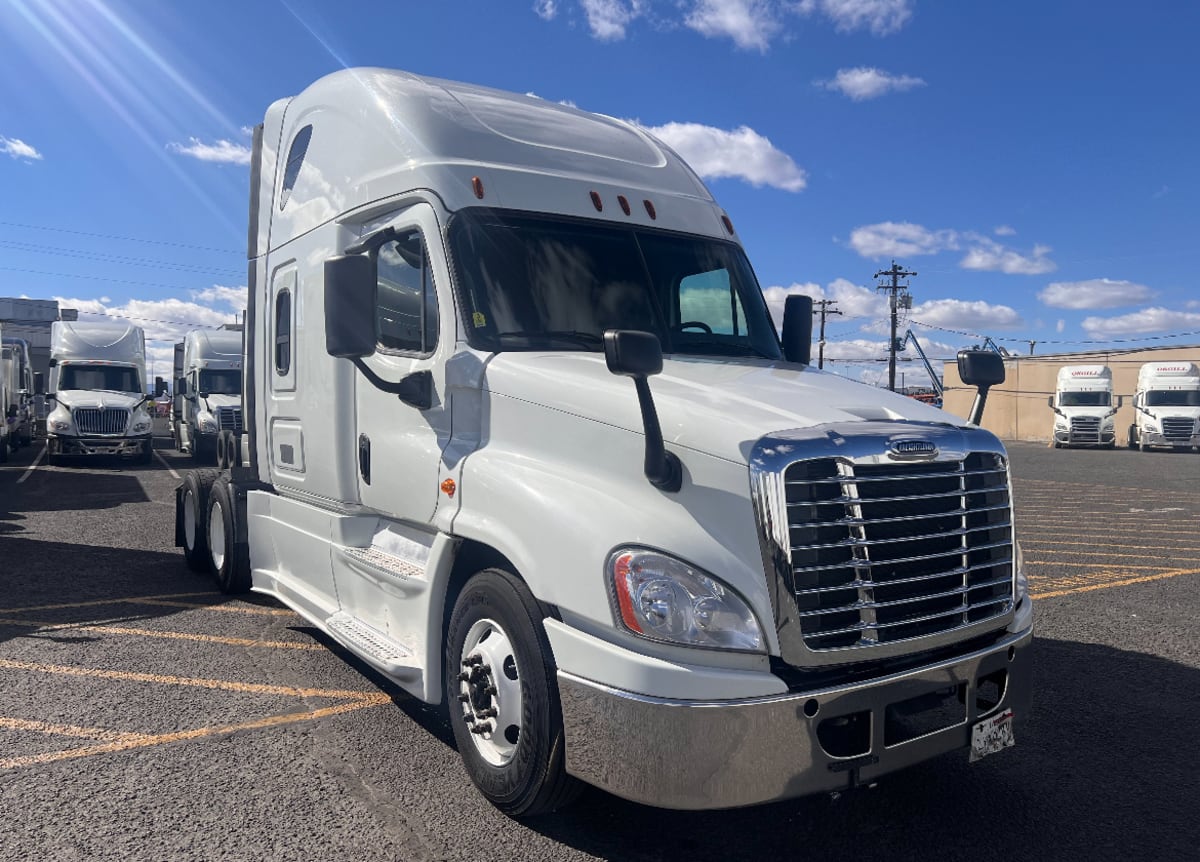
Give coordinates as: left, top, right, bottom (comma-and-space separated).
176, 68, 1032, 816
1048, 364, 1118, 448
171, 328, 244, 463
2, 338, 36, 450
46, 321, 155, 465
0, 323, 9, 462
1128, 361, 1200, 451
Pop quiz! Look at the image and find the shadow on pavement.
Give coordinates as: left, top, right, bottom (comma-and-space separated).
522, 637, 1198, 861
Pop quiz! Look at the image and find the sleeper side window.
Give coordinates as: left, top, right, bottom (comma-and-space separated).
275, 289, 292, 375
376, 232, 439, 355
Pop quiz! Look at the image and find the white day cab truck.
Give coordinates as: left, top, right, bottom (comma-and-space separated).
175, 68, 1033, 816
1128, 361, 1200, 452
46, 321, 158, 466
1048, 364, 1119, 448
171, 328, 244, 464
2, 337, 37, 452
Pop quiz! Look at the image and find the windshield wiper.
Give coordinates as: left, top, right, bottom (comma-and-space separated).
494, 330, 604, 348
670, 339, 766, 358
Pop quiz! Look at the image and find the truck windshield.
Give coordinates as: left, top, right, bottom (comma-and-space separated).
1146, 390, 1200, 407
59, 364, 141, 394
1060, 391, 1110, 407
199, 370, 242, 395
448, 210, 782, 359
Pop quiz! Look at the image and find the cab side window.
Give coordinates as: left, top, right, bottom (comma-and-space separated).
678, 267, 744, 335
377, 232, 439, 354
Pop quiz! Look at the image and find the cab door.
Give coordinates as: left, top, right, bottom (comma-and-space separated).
354, 203, 451, 525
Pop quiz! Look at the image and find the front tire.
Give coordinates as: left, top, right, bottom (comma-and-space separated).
181, 469, 219, 572
445, 569, 580, 817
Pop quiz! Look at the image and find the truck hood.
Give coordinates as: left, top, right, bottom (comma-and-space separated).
480, 352, 957, 464
1056, 405, 1116, 420
56, 390, 146, 411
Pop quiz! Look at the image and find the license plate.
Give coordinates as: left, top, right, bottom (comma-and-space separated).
970, 708, 1015, 762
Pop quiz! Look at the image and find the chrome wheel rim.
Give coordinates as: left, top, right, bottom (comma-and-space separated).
183, 489, 197, 550
208, 498, 225, 571
458, 618, 522, 766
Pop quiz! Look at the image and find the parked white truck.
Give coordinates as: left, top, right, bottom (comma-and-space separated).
176, 68, 1032, 816
1128, 361, 1200, 451
171, 328, 244, 463
0, 323, 9, 461
1048, 364, 1118, 448
46, 321, 155, 465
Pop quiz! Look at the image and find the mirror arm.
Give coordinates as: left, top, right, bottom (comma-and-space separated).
350, 359, 432, 410
345, 226, 398, 256
632, 377, 682, 492
968, 385, 991, 426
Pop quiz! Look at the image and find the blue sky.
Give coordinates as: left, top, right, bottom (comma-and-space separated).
1, 0, 1197, 386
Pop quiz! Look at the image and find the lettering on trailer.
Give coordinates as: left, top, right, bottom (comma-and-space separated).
1150, 365, 1191, 373
1069, 369, 1103, 377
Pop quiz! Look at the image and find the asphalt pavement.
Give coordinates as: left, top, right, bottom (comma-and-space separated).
0, 435, 1197, 861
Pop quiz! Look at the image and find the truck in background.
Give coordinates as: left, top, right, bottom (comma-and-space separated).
1048, 364, 1118, 448
175, 68, 1032, 816
0, 323, 8, 461
171, 328, 244, 463
3, 337, 37, 450
1128, 361, 1200, 451
46, 321, 156, 465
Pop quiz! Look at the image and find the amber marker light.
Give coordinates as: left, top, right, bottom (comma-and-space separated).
643, 199, 656, 220
611, 551, 645, 634
471, 177, 485, 199
590, 190, 603, 211
617, 195, 631, 215
440, 479, 457, 498
721, 214, 734, 234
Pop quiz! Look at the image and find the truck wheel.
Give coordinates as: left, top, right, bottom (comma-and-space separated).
181, 469, 219, 572
0, 436, 8, 463
136, 440, 153, 465
206, 478, 251, 593
1127, 425, 1137, 449
192, 435, 212, 464
445, 569, 580, 817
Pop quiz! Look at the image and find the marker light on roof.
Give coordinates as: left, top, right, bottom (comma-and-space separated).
643, 199, 656, 220
471, 177, 485, 199
618, 195, 631, 215
590, 191, 603, 212
721, 214, 734, 234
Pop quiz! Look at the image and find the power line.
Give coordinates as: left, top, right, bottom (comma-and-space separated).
910, 319, 1200, 346
0, 220, 242, 255
811, 299, 842, 368
0, 240, 243, 276
874, 261, 916, 392
0, 266, 243, 294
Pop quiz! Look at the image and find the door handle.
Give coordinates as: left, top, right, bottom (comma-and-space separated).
358, 433, 371, 485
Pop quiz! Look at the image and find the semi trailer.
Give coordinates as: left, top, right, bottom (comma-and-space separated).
176, 68, 1033, 816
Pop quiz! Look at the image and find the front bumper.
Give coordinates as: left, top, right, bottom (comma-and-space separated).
1054, 429, 1114, 445
558, 623, 1033, 809
50, 433, 151, 456
1140, 430, 1200, 449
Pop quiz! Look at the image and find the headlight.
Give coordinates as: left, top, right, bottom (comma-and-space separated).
608, 548, 765, 653
1143, 420, 1158, 432
1054, 418, 1068, 429
131, 419, 152, 433
1101, 417, 1114, 428
197, 411, 217, 432
50, 419, 72, 432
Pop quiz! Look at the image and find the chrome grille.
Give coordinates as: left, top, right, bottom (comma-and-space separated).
784, 453, 1013, 651
1069, 416, 1101, 442
74, 407, 130, 435
1162, 417, 1194, 441
216, 406, 243, 432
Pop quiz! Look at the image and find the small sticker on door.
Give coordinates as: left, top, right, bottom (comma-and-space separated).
472, 311, 487, 328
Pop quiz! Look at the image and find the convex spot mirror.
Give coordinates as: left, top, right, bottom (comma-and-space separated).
958, 350, 1005, 388
324, 253, 377, 359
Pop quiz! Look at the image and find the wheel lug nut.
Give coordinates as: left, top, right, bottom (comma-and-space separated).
457, 693, 470, 703
457, 672, 470, 682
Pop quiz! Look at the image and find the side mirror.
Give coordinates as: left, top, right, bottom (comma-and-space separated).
957, 350, 1005, 426
48, 357, 57, 368
781, 294, 813, 365
33, 372, 44, 396
324, 254, 377, 359
1046, 395, 1054, 409
604, 330, 681, 493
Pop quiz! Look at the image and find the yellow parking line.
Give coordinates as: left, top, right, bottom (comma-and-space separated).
0, 716, 153, 744
1032, 568, 1200, 600
1025, 549, 1200, 562
126, 598, 296, 617
0, 696, 391, 770
0, 593, 216, 615
0, 658, 383, 701
1025, 560, 1186, 569
0, 618, 325, 651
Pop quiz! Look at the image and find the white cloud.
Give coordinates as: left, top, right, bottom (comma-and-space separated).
817, 67, 925, 101
168, 137, 252, 166
1056, 319, 1065, 333
638, 121, 806, 191
811, 0, 913, 36
1, 136, 43, 161
685, 0, 783, 52
762, 277, 888, 332
993, 225, 1016, 236
52, 289, 244, 347
581, 0, 645, 40
912, 298, 1023, 330
959, 238, 1055, 275
848, 222, 958, 259
1038, 278, 1154, 310
533, 0, 558, 20
1081, 307, 1200, 337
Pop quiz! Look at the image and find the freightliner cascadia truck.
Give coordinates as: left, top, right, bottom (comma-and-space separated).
171, 328, 244, 463
176, 68, 1033, 816
1129, 361, 1200, 451
1048, 365, 1118, 448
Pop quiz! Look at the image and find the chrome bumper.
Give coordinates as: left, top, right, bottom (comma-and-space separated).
1141, 430, 1200, 448
559, 624, 1033, 810
51, 434, 150, 456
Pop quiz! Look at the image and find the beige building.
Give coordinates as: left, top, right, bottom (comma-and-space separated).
941, 344, 1200, 444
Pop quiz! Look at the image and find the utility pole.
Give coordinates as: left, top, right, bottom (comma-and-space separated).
874, 261, 916, 391
812, 299, 842, 369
